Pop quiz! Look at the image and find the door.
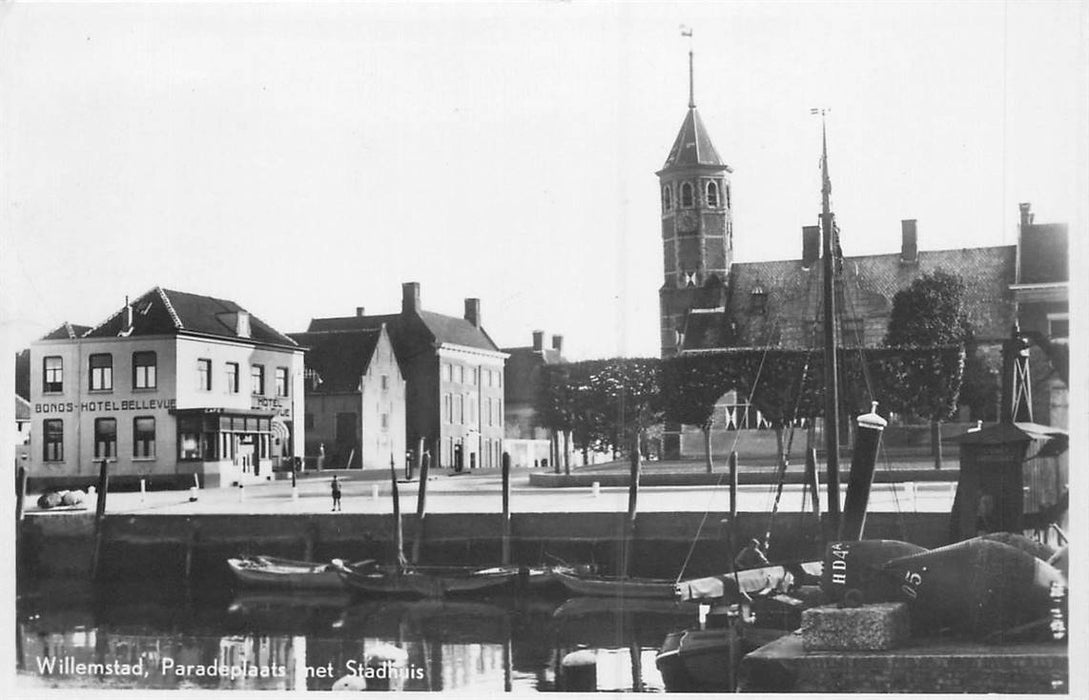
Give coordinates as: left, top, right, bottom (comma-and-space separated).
335, 412, 360, 469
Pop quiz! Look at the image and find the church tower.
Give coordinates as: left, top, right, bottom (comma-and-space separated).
657, 49, 733, 357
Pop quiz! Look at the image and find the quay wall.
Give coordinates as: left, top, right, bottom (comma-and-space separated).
19, 510, 951, 584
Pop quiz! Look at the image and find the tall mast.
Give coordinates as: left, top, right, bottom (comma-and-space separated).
816, 109, 842, 532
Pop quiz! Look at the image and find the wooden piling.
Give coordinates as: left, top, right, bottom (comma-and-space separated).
728, 451, 738, 520
90, 459, 109, 580
390, 455, 406, 567
621, 433, 641, 578
804, 447, 821, 517
501, 458, 511, 565
16, 466, 27, 522
412, 446, 431, 564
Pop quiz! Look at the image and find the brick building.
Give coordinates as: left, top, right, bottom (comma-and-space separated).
289, 325, 406, 470
25, 288, 304, 489
304, 283, 507, 471
502, 330, 569, 468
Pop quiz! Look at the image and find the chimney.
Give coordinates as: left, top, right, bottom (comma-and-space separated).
1019, 202, 1034, 226
124, 295, 133, 329
401, 282, 420, 315
900, 219, 918, 263
532, 330, 544, 352
355, 306, 365, 317
551, 334, 564, 354
464, 298, 481, 328
236, 310, 251, 338
802, 225, 819, 268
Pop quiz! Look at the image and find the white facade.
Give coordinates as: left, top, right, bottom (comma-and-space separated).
28, 332, 304, 488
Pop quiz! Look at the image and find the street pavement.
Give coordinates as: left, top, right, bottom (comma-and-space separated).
42, 465, 957, 517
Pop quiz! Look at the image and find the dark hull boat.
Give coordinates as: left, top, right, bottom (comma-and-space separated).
331, 558, 521, 598
227, 555, 370, 591
551, 568, 679, 600
657, 624, 789, 693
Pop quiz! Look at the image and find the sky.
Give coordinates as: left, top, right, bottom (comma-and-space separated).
1, 1, 1086, 361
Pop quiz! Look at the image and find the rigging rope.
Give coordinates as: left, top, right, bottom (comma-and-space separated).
674, 347, 771, 583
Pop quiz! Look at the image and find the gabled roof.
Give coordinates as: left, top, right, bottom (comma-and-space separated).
289, 330, 382, 394
660, 107, 728, 172
15, 394, 31, 421
40, 322, 92, 340
83, 287, 298, 348
306, 310, 500, 354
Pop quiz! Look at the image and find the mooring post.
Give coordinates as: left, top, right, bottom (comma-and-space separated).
412, 446, 431, 564
16, 465, 27, 523
621, 433, 641, 578
804, 447, 821, 517
390, 455, 406, 567
728, 451, 738, 520
501, 457, 512, 566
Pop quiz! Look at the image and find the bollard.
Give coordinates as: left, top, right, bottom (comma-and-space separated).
189, 486, 198, 502
140, 479, 146, 503
193, 473, 200, 490
591, 481, 600, 498
372, 484, 380, 501
560, 649, 596, 692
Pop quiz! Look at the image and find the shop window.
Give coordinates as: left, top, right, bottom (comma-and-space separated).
226, 362, 240, 394
133, 351, 157, 389
179, 432, 201, 461
681, 182, 694, 207
133, 416, 156, 458
251, 364, 265, 395
197, 358, 212, 391
94, 418, 117, 459
706, 181, 719, 207
43, 356, 63, 393
89, 354, 113, 391
275, 367, 289, 397
1049, 314, 1069, 341
43, 419, 63, 461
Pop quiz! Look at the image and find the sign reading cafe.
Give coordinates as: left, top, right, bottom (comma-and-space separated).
34, 398, 178, 414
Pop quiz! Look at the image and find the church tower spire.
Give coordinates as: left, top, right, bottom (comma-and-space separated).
656, 40, 733, 358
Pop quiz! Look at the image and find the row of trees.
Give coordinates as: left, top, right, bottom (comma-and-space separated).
534, 270, 986, 469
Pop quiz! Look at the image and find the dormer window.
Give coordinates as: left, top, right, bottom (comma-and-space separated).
680, 182, 694, 208
749, 286, 768, 314
661, 184, 673, 212
706, 181, 719, 208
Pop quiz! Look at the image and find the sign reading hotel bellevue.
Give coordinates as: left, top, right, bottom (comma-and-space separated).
35, 398, 178, 414
252, 396, 292, 417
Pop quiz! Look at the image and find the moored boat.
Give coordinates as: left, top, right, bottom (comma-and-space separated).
330, 558, 521, 598
551, 567, 679, 600
226, 555, 372, 591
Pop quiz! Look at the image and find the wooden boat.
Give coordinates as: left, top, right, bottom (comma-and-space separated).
226, 555, 371, 591
657, 623, 789, 693
330, 558, 521, 598
551, 567, 679, 600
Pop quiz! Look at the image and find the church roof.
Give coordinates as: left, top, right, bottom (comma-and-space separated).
82, 287, 298, 348
660, 107, 728, 172
681, 244, 1016, 353
289, 329, 382, 394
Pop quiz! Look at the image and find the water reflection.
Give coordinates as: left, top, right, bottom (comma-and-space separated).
17, 582, 700, 692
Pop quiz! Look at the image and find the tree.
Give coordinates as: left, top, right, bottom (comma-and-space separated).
660, 354, 740, 472
884, 270, 970, 467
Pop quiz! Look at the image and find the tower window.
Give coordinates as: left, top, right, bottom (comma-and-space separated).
661, 184, 673, 212
726, 184, 731, 208
681, 182, 694, 207
706, 181, 719, 208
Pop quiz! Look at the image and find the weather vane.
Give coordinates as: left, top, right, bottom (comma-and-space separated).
681, 26, 695, 108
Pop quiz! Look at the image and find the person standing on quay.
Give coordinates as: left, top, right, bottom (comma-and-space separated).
331, 475, 342, 512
